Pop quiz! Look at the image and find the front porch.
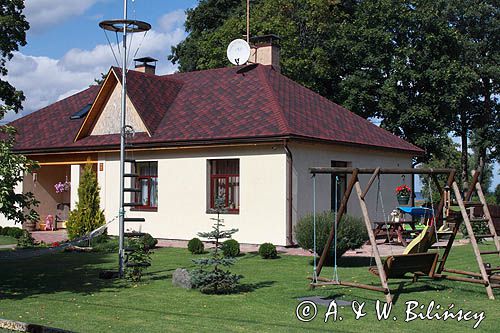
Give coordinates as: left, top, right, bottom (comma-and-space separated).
23, 154, 98, 231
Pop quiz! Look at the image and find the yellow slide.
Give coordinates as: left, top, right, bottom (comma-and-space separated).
403, 225, 437, 255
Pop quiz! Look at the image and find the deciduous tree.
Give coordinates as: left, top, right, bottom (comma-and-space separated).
0, 1, 38, 225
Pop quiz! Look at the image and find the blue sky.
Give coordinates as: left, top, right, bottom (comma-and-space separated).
5, 0, 197, 121
4, 0, 499, 191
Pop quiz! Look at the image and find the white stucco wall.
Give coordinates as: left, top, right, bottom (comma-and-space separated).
100, 145, 288, 245
0, 175, 24, 227
289, 142, 414, 236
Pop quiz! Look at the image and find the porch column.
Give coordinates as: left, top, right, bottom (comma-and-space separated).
70, 165, 81, 210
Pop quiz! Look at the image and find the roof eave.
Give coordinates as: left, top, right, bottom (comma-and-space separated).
14, 134, 423, 156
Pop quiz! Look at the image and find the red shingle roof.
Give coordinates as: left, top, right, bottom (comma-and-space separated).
10, 64, 423, 154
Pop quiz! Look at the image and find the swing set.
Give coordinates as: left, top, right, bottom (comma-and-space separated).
308, 167, 500, 303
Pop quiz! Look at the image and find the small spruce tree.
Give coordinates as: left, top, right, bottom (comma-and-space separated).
66, 164, 105, 240
190, 196, 241, 294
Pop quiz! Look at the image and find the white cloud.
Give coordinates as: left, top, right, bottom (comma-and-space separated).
24, 0, 105, 34
4, 9, 188, 122
158, 9, 186, 32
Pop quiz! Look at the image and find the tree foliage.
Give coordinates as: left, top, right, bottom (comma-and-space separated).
0, 121, 39, 224
66, 164, 105, 240
170, 0, 499, 170
0, 0, 29, 112
0, 1, 37, 225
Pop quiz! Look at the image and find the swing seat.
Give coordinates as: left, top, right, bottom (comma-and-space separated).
369, 252, 439, 278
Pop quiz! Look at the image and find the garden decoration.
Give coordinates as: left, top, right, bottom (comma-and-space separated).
45, 215, 54, 231
308, 167, 500, 302
395, 184, 411, 205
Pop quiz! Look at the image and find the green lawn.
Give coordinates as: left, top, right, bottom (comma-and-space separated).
0, 236, 16, 246
0, 243, 498, 332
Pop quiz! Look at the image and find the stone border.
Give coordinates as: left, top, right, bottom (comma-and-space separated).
0, 318, 73, 333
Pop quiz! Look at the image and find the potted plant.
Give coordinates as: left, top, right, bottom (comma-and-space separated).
395, 184, 412, 205
54, 181, 70, 193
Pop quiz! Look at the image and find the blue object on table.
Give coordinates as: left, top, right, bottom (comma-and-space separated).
397, 206, 434, 217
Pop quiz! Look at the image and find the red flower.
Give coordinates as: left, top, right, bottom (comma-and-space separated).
51, 241, 60, 247
395, 184, 412, 196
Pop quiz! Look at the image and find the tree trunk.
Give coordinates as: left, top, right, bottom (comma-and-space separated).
478, 85, 492, 185
460, 111, 468, 194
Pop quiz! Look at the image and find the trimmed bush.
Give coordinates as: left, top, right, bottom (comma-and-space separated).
188, 237, 204, 254
259, 243, 277, 259
139, 233, 158, 250
295, 211, 368, 258
221, 239, 240, 257
3, 227, 24, 239
0, 226, 2, 235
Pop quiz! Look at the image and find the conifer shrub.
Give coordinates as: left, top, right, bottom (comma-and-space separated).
188, 237, 204, 254
16, 230, 35, 248
66, 164, 105, 240
190, 197, 241, 294
221, 239, 240, 257
258, 243, 277, 259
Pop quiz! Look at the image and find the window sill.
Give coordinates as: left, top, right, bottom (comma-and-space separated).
130, 207, 158, 212
206, 209, 239, 215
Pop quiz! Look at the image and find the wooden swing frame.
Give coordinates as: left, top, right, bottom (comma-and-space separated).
308, 167, 500, 303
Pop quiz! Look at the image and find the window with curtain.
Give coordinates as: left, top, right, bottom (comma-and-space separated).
209, 159, 239, 213
135, 161, 158, 209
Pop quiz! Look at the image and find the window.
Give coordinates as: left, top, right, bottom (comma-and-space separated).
134, 161, 158, 210
209, 159, 239, 213
331, 161, 349, 212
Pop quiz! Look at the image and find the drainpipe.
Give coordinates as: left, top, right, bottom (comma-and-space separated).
284, 140, 294, 246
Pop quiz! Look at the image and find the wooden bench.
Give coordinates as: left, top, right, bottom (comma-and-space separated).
369, 252, 439, 279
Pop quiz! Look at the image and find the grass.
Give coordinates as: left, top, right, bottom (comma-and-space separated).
0, 242, 498, 332
0, 236, 16, 246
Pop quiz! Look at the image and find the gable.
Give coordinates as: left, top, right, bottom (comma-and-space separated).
74, 68, 150, 141
90, 81, 149, 136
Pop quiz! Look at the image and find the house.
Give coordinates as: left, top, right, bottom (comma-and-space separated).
0, 41, 423, 246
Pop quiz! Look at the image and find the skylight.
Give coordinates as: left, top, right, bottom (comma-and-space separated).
70, 104, 92, 120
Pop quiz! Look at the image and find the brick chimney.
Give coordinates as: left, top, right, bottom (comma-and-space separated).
133, 57, 157, 75
249, 34, 280, 72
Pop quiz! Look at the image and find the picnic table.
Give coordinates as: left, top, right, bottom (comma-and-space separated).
372, 221, 418, 246
372, 206, 434, 246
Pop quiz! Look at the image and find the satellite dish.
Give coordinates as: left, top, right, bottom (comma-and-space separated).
226, 39, 251, 66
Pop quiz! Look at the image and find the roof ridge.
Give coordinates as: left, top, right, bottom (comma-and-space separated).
256, 65, 290, 134
167, 65, 247, 78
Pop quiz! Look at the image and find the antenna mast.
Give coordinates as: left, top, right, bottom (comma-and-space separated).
118, 0, 128, 278
246, 0, 250, 43
99, 0, 151, 278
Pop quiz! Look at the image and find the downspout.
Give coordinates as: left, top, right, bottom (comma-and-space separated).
284, 140, 295, 246
411, 162, 415, 208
